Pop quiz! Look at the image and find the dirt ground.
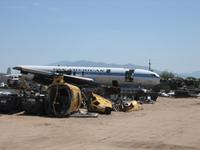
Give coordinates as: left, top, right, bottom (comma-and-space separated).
0, 97, 200, 150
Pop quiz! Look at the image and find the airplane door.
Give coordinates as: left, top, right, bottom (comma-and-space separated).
125, 69, 134, 82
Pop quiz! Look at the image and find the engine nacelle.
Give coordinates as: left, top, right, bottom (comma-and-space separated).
45, 76, 82, 117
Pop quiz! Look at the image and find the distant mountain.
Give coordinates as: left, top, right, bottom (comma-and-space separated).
178, 71, 200, 78
48, 60, 149, 70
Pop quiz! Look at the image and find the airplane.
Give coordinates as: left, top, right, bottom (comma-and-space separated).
13, 65, 160, 88
12, 65, 160, 117
1, 68, 22, 88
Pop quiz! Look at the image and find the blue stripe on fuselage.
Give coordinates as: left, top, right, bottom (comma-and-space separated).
134, 73, 160, 78
73, 72, 159, 79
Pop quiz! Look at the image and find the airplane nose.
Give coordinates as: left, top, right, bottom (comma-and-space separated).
154, 72, 160, 78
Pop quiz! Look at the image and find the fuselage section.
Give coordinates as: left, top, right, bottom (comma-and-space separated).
15, 65, 160, 88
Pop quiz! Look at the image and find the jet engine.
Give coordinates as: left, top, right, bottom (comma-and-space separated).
45, 76, 82, 117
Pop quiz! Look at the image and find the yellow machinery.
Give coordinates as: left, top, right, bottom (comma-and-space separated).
45, 76, 83, 117
22, 75, 141, 117
44, 76, 113, 117
87, 93, 113, 114
122, 100, 143, 112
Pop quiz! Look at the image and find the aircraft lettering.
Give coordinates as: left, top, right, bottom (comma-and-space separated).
52, 68, 105, 73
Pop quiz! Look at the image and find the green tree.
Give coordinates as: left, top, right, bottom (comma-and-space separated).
160, 71, 175, 80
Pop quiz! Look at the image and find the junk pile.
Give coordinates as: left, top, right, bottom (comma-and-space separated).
112, 99, 142, 112
0, 76, 148, 118
0, 89, 143, 117
159, 78, 200, 98
0, 92, 22, 114
134, 89, 158, 104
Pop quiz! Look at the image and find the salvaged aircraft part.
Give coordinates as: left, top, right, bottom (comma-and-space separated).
159, 91, 170, 97
0, 82, 8, 88
174, 90, 191, 98
14, 65, 160, 89
70, 110, 98, 118
23, 94, 45, 115
160, 78, 185, 92
160, 78, 200, 96
45, 76, 82, 117
121, 100, 143, 112
112, 98, 143, 112
87, 93, 113, 114
174, 88, 199, 98
160, 79, 200, 98
104, 86, 120, 97
134, 89, 158, 102
7, 76, 21, 88
0, 91, 23, 114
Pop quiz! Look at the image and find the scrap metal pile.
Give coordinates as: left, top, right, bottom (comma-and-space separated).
159, 78, 200, 98
0, 76, 145, 118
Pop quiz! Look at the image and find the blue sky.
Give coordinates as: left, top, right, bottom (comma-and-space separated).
0, 0, 199, 73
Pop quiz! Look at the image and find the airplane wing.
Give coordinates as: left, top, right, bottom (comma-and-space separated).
63, 74, 94, 85
13, 65, 95, 86
13, 66, 53, 76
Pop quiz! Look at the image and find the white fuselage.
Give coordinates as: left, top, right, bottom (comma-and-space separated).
16, 65, 160, 88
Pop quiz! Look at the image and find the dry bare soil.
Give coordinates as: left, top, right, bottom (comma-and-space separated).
0, 97, 200, 150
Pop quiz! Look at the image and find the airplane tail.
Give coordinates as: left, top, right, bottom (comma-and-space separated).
6, 67, 12, 75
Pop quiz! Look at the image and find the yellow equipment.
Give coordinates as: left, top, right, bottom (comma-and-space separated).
45, 76, 83, 117
87, 93, 112, 114
123, 100, 143, 112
